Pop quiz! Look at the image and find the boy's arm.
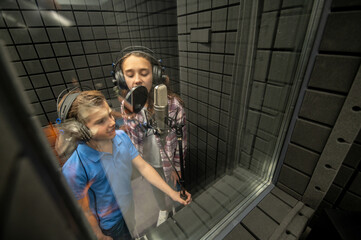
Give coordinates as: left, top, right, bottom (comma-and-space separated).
132, 155, 191, 205
78, 197, 112, 240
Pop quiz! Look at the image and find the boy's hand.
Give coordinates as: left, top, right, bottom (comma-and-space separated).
171, 190, 192, 205
99, 236, 113, 240
96, 232, 113, 240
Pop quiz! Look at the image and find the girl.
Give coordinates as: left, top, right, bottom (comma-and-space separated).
117, 47, 187, 227
58, 90, 191, 240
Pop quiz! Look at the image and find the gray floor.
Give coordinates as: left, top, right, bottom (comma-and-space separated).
130, 167, 268, 239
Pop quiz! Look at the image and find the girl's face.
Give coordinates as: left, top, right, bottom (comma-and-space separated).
83, 102, 116, 141
122, 55, 153, 93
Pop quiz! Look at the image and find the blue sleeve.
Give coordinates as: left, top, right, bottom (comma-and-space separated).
118, 130, 139, 160
62, 157, 88, 200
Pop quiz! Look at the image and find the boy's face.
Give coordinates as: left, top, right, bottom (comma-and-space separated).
82, 102, 116, 141
122, 55, 153, 93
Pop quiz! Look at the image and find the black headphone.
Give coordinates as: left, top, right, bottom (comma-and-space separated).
111, 46, 166, 90
56, 87, 92, 142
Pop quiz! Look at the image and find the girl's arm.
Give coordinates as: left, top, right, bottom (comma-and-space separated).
132, 155, 191, 205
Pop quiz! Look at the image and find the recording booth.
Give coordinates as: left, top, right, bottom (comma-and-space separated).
1, 0, 361, 239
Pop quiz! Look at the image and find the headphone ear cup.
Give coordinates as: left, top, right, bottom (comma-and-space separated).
152, 65, 163, 85
79, 124, 92, 142
57, 120, 93, 143
115, 70, 129, 90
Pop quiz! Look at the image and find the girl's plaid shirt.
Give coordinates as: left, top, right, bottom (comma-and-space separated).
123, 97, 187, 181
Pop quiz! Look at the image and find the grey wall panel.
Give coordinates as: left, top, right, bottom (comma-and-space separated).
254, 50, 271, 82
29, 28, 50, 43
263, 0, 282, 12
343, 143, 361, 168
319, 12, 361, 53
211, 32, 226, 53
283, 143, 319, 176
282, 0, 306, 8
291, 119, 331, 153
263, 84, 289, 112
349, 172, 361, 196
224, 223, 256, 240
258, 193, 292, 224
254, 130, 277, 156
332, 0, 361, 8
308, 55, 361, 94
299, 90, 345, 126
225, 32, 236, 54
213, 0, 228, 8
198, 1, 211, 11
26, 60, 45, 74
249, 82, 265, 110
323, 184, 342, 204
187, 14, 197, 32
210, 54, 224, 73
268, 52, 299, 84
227, 5, 239, 30
6, 46, 20, 61
10, 29, 32, 44
333, 165, 354, 188
212, 8, 227, 31
278, 165, 310, 195
272, 187, 298, 207
274, 13, 305, 50
187, 0, 197, 14
245, 110, 261, 134
30, 74, 48, 88
242, 207, 279, 240
198, 11, 211, 29
338, 191, 361, 211
0, 29, 12, 44
258, 112, 283, 135
17, 45, 38, 60
257, 12, 278, 49
53, 43, 70, 57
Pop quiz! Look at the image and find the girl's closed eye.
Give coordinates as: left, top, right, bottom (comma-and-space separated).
125, 70, 134, 78
140, 70, 149, 77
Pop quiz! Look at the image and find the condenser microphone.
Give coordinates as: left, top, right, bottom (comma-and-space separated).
154, 84, 168, 136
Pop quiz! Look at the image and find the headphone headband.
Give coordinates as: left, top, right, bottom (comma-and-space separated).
57, 86, 92, 121
58, 92, 80, 121
116, 46, 162, 70
112, 46, 165, 90
120, 46, 158, 59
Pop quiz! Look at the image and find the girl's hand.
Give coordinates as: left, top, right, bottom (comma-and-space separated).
170, 170, 181, 188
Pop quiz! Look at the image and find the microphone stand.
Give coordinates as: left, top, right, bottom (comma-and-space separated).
173, 121, 187, 200
163, 107, 186, 200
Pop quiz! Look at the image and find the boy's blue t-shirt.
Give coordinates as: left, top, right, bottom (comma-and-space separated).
62, 130, 139, 230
